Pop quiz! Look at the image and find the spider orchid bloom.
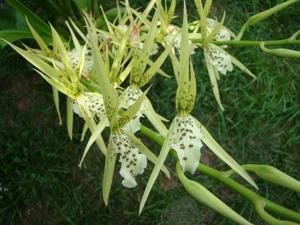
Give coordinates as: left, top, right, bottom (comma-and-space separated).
5, 22, 110, 167
139, 5, 257, 214
164, 24, 198, 54
96, 0, 159, 56
82, 14, 170, 205
110, 131, 147, 188
194, 0, 256, 110
117, 7, 173, 137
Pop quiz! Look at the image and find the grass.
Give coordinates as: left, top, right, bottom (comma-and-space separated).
1, 0, 300, 224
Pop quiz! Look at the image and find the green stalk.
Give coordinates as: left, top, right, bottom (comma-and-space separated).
191, 39, 300, 47
140, 125, 300, 224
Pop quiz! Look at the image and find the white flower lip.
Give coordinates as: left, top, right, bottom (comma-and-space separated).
111, 132, 147, 188
205, 46, 233, 75
120, 86, 145, 134
170, 115, 203, 174
75, 92, 107, 121
68, 48, 93, 73
206, 18, 231, 42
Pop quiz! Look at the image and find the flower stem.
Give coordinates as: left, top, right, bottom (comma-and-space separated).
191, 38, 300, 47
140, 125, 300, 224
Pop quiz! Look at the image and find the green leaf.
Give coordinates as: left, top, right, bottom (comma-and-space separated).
72, 0, 92, 12
176, 163, 253, 225
67, 97, 74, 140
0, 29, 33, 48
195, 118, 258, 189
0, 9, 15, 28
5, 0, 51, 35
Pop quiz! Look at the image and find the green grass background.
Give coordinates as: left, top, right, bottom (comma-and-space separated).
0, 0, 300, 224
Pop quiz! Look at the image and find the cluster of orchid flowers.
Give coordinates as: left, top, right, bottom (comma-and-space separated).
5, 0, 259, 214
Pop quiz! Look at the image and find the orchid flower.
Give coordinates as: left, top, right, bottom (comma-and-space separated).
139, 4, 257, 214
117, 6, 172, 138
194, 0, 256, 110
82, 15, 170, 205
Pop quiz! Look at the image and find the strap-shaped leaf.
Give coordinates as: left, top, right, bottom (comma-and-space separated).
195, 118, 258, 189
0, 30, 32, 48
6, 0, 50, 35
176, 163, 253, 225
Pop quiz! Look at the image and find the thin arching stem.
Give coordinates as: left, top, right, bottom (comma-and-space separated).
190, 38, 300, 47
140, 125, 300, 224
